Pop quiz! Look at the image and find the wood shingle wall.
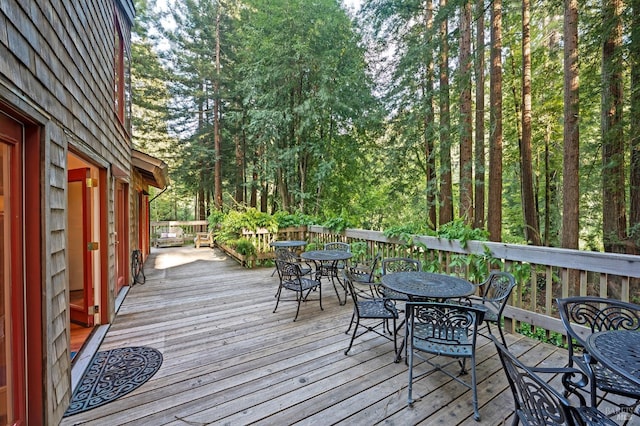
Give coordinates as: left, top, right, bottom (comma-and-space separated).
0, 0, 135, 423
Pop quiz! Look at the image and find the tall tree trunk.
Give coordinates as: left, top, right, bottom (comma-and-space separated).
488, 0, 503, 241
521, 0, 541, 245
234, 134, 244, 205
459, 0, 474, 224
213, 9, 223, 209
601, 0, 626, 253
563, 0, 580, 294
474, 0, 486, 230
631, 0, 640, 254
439, 0, 453, 225
544, 125, 552, 246
562, 0, 579, 250
198, 183, 205, 220
424, 0, 437, 228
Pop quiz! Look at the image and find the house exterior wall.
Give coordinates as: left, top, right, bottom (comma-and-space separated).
0, 0, 135, 423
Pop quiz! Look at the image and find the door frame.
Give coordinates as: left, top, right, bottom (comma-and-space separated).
115, 180, 128, 293
0, 105, 43, 424
67, 168, 94, 327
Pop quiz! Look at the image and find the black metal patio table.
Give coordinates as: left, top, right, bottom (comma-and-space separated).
270, 240, 308, 250
584, 330, 640, 388
380, 271, 476, 362
380, 271, 476, 301
300, 249, 353, 305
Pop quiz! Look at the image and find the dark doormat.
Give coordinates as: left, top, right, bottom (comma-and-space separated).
64, 346, 163, 417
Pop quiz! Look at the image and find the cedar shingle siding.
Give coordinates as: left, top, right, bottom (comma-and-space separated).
0, 1, 135, 423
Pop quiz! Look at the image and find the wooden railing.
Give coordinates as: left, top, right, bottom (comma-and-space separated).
150, 220, 209, 240
306, 225, 640, 340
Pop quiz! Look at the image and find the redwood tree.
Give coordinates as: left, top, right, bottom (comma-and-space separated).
520, 0, 541, 245
562, 0, 579, 250
488, 0, 503, 241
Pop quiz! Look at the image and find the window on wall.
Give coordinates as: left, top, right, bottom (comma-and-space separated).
114, 16, 131, 132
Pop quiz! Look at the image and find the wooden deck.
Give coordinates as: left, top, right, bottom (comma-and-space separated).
61, 247, 638, 426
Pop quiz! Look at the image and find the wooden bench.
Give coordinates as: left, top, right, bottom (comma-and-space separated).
194, 232, 213, 248
155, 227, 185, 248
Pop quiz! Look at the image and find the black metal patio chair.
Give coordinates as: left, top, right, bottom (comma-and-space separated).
557, 296, 640, 412
491, 335, 617, 426
347, 252, 382, 298
406, 302, 485, 421
466, 271, 516, 346
343, 269, 398, 356
273, 260, 322, 321
273, 248, 313, 298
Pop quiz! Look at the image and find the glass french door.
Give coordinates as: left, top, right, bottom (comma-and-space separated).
68, 168, 95, 326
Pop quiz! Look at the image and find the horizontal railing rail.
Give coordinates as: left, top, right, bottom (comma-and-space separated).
151, 220, 209, 240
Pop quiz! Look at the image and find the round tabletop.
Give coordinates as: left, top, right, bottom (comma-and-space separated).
300, 250, 353, 262
586, 330, 640, 387
380, 271, 475, 300
269, 240, 307, 248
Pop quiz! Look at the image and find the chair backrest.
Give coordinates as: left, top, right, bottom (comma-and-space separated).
478, 271, 516, 314
275, 259, 303, 287
343, 269, 361, 303
556, 296, 640, 347
350, 252, 381, 282
275, 247, 298, 263
324, 242, 350, 252
381, 257, 421, 275
492, 335, 579, 426
406, 302, 484, 354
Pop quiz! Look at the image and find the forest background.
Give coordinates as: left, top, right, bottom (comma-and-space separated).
130, 0, 640, 254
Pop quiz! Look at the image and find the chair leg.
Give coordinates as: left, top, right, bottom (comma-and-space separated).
407, 339, 415, 404
292, 291, 302, 322
497, 323, 508, 347
273, 287, 283, 313
345, 317, 360, 355
345, 310, 356, 334
471, 354, 480, 421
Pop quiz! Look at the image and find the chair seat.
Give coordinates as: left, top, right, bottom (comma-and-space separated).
356, 300, 398, 319
412, 324, 472, 357
379, 287, 409, 301
574, 356, 640, 398
351, 269, 374, 283
298, 265, 312, 276
470, 302, 498, 322
282, 277, 320, 292
574, 406, 619, 425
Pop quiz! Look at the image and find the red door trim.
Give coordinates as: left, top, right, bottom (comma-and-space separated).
0, 107, 43, 424
23, 122, 43, 424
68, 168, 94, 326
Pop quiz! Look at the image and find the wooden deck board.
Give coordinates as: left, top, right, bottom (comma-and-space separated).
60, 247, 640, 426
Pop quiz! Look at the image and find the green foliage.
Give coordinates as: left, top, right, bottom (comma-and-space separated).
322, 215, 354, 233
212, 208, 276, 245
508, 263, 531, 288
136, 0, 640, 251
517, 323, 565, 348
350, 241, 368, 264
207, 210, 225, 229
383, 223, 432, 246
232, 239, 257, 257
435, 219, 489, 248
273, 211, 317, 228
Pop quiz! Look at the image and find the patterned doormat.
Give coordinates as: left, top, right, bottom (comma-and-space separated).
64, 346, 163, 417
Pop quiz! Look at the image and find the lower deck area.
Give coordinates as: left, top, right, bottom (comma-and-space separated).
61, 246, 640, 425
